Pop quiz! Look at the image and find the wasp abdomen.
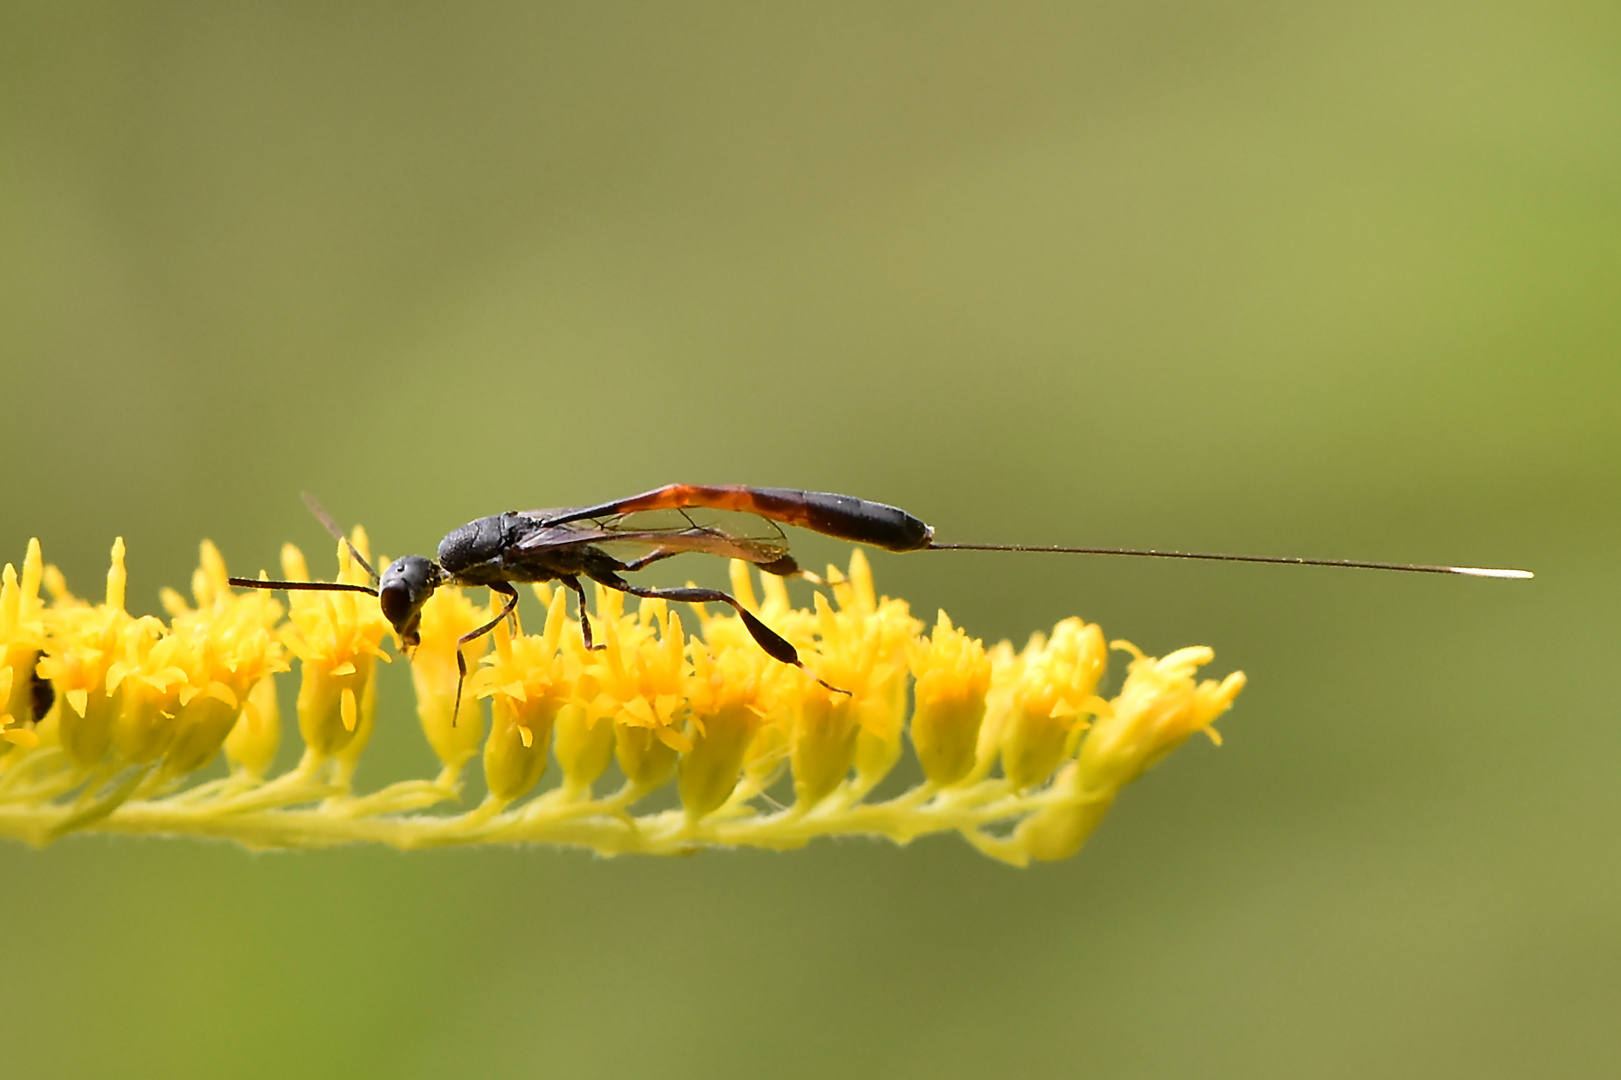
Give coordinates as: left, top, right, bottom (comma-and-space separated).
759, 488, 934, 551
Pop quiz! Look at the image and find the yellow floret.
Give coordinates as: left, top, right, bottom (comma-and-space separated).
477, 587, 576, 803
278, 536, 390, 771
908, 611, 993, 787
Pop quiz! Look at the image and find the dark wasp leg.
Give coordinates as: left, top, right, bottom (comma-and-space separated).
617, 548, 679, 573
621, 547, 813, 581
447, 581, 520, 727
585, 568, 848, 695
560, 575, 603, 651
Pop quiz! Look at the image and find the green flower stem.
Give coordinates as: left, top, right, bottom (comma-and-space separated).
0, 772, 1108, 856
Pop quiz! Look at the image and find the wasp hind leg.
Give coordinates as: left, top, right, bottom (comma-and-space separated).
617, 548, 680, 573
586, 569, 848, 695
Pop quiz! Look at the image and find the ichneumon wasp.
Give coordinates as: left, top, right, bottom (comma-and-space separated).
228, 484, 1532, 721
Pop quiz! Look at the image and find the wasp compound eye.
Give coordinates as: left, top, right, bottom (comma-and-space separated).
377, 581, 412, 629
377, 555, 438, 639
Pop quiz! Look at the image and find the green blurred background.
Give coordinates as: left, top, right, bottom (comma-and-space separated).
2, 3, 1616, 1077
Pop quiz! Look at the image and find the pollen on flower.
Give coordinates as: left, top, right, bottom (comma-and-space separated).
0, 537, 1243, 863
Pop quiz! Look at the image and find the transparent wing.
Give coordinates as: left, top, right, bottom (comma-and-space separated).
511, 507, 792, 566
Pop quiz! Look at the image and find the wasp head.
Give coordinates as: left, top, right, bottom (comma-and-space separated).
377, 555, 441, 649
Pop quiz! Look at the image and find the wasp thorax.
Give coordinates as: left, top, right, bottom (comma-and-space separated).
436, 514, 511, 574
378, 555, 439, 647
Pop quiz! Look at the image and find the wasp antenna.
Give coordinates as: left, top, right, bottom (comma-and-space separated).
925, 542, 1533, 579
301, 491, 379, 585
226, 576, 379, 597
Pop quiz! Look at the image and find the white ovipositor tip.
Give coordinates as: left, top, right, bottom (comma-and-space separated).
1451, 566, 1534, 579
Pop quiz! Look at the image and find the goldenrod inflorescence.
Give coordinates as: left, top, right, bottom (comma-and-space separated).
0, 535, 1244, 864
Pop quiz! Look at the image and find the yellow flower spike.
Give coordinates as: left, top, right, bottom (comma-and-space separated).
478, 588, 573, 803
908, 611, 993, 787
999, 617, 1108, 790
411, 586, 492, 773
0, 530, 1244, 863
224, 674, 281, 779
280, 540, 390, 765
679, 639, 771, 819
